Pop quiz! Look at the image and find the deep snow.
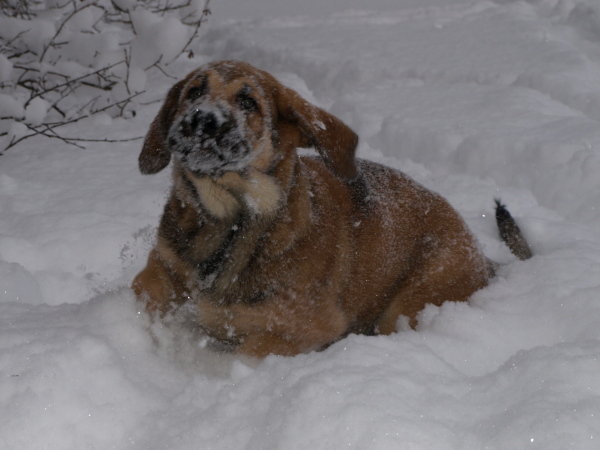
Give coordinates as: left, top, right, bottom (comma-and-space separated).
2, 0, 600, 448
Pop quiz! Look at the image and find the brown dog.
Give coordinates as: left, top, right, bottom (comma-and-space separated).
132, 60, 531, 357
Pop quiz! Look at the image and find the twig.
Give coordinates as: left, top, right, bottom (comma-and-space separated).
4, 123, 143, 151
40, 1, 91, 62
147, 60, 178, 80
177, 0, 211, 59
24, 60, 125, 107
1, 0, 211, 153
3, 92, 143, 151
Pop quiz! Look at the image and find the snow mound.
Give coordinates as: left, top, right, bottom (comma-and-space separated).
1, 0, 600, 448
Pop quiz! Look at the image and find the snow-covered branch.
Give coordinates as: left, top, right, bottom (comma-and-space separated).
0, 0, 211, 153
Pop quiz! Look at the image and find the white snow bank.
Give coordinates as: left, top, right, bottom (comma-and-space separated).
0, 54, 12, 82
0, 16, 55, 55
1, 0, 600, 448
2, 266, 600, 449
0, 94, 24, 120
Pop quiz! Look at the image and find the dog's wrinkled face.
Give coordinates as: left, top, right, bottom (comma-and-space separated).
166, 63, 275, 176
139, 60, 359, 181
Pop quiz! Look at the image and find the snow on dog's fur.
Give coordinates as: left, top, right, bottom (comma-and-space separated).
132, 60, 530, 357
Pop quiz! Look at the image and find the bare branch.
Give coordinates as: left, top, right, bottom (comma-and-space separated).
40, 2, 97, 63
24, 61, 125, 107
3, 93, 144, 151
1, 0, 212, 153
173, 0, 211, 63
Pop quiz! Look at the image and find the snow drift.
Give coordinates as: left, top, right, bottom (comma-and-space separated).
1, 0, 600, 448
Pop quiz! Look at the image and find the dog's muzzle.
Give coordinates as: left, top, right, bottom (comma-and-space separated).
167, 103, 253, 175
179, 109, 232, 142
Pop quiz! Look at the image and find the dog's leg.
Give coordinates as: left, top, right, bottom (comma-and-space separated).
376, 244, 489, 333
233, 332, 308, 358
199, 297, 351, 357
234, 330, 349, 358
132, 249, 187, 316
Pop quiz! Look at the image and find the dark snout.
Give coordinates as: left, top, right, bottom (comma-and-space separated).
179, 109, 232, 139
167, 103, 252, 175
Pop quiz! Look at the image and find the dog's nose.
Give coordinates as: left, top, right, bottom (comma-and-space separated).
191, 110, 219, 137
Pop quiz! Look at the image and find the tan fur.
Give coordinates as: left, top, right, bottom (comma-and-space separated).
132, 60, 493, 357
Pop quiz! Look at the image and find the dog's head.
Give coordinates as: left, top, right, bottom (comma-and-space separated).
138, 60, 358, 180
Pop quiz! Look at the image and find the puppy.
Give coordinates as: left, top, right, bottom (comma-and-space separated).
132, 60, 531, 357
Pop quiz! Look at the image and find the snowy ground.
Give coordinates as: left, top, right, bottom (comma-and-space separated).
2, 0, 600, 448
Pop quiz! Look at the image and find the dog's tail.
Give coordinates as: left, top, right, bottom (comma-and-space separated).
494, 199, 532, 261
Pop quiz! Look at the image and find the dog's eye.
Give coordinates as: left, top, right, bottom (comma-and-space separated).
187, 86, 204, 102
239, 97, 258, 112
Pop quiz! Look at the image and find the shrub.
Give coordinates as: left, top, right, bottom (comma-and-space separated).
0, 0, 210, 152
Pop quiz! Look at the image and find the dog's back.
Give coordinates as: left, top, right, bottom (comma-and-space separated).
332, 159, 491, 333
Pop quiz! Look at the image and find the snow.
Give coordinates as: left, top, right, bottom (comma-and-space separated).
24, 98, 49, 126
130, 15, 192, 68
2, 0, 600, 448
0, 16, 55, 55
0, 54, 12, 83
0, 94, 24, 122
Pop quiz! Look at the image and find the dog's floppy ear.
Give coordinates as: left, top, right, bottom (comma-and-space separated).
138, 79, 186, 174
275, 84, 359, 180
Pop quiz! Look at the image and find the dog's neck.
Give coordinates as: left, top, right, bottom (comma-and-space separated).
158, 154, 313, 300
171, 164, 282, 220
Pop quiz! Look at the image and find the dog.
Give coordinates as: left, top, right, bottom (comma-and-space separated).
132, 60, 532, 357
